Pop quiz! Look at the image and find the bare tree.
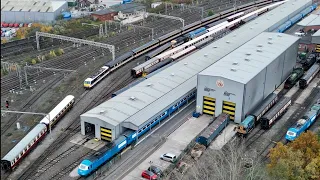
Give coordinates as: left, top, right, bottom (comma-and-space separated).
166, 139, 269, 180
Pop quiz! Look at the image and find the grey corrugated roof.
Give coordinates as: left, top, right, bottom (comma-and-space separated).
1, 0, 66, 13
82, 0, 312, 131
298, 14, 320, 26
2, 124, 46, 161
199, 32, 300, 84
313, 29, 320, 37
92, 8, 115, 15
110, 3, 145, 14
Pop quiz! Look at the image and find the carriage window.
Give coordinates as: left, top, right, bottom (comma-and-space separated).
143, 127, 146, 130
147, 124, 150, 127
162, 113, 165, 116
11, 161, 14, 166
138, 130, 142, 133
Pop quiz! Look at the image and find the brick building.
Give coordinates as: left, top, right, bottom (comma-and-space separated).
91, 9, 117, 21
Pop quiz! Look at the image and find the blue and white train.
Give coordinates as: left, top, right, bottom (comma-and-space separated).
1, 95, 75, 171
78, 90, 196, 176
276, 3, 317, 33
285, 100, 320, 142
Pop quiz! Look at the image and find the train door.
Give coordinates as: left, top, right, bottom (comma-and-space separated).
85, 122, 95, 135
202, 96, 215, 116
100, 127, 112, 142
222, 101, 236, 121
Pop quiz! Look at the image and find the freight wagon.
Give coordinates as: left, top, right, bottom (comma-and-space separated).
196, 113, 230, 147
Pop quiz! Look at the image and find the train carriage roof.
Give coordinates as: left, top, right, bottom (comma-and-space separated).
157, 29, 182, 41
106, 51, 134, 67
2, 124, 47, 162
40, 95, 75, 124
131, 40, 160, 54
261, 97, 291, 120
250, 93, 278, 117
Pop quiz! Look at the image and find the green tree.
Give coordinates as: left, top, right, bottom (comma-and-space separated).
207, 10, 214, 17
31, 59, 37, 65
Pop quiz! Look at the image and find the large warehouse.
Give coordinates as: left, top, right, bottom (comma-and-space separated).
80, 0, 313, 141
1, 0, 68, 23
196, 32, 299, 123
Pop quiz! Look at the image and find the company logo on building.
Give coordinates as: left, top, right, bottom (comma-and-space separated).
216, 80, 224, 88
204, 87, 216, 92
224, 91, 236, 98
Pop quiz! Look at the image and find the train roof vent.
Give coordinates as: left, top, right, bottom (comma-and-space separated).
230, 68, 237, 72
245, 52, 251, 56
171, 73, 175, 76
257, 44, 263, 47
255, 22, 258, 24
268, 41, 273, 44
244, 58, 250, 61
250, 27, 253, 29
204, 54, 208, 57
130, 96, 136, 101
268, 37, 272, 40
232, 62, 238, 65
267, 18, 270, 20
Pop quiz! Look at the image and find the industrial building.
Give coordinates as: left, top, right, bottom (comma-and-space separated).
297, 12, 320, 31
196, 32, 299, 123
80, 0, 313, 141
1, 0, 68, 23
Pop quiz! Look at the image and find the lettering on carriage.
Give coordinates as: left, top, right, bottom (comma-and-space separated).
204, 87, 215, 92
224, 91, 236, 99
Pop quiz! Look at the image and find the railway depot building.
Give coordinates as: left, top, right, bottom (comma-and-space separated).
1, 0, 68, 23
80, 0, 312, 141
196, 32, 299, 123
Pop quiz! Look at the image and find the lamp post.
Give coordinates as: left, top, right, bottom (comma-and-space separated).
149, 161, 153, 180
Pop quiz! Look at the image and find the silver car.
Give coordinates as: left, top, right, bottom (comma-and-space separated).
160, 153, 176, 162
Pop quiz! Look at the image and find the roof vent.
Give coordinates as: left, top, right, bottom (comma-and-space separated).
226, 41, 230, 44
230, 68, 237, 72
204, 54, 208, 57
257, 44, 263, 47
184, 62, 188, 65
99, 110, 105, 114
147, 83, 153, 87
267, 18, 270, 20
271, 13, 273, 15
277, 34, 282, 37
250, 27, 253, 29
233, 34, 237, 37
213, 46, 218, 48
244, 58, 250, 61
268, 37, 272, 40
232, 62, 238, 65
257, 49, 263, 52
246, 52, 251, 56
130, 96, 136, 101
171, 73, 175, 76
268, 41, 273, 44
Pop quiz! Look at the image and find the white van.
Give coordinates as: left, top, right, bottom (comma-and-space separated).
160, 153, 176, 162
294, 32, 305, 36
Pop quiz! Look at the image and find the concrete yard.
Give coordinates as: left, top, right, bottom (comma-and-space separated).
122, 115, 212, 180
209, 123, 237, 150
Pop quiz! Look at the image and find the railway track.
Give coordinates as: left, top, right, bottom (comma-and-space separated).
0, 75, 63, 136
9, 1, 275, 179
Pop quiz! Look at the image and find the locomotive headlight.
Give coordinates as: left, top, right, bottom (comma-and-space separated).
286, 131, 296, 137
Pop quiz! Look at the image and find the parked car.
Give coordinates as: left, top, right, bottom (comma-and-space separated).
141, 170, 157, 180
160, 153, 176, 163
148, 165, 163, 177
